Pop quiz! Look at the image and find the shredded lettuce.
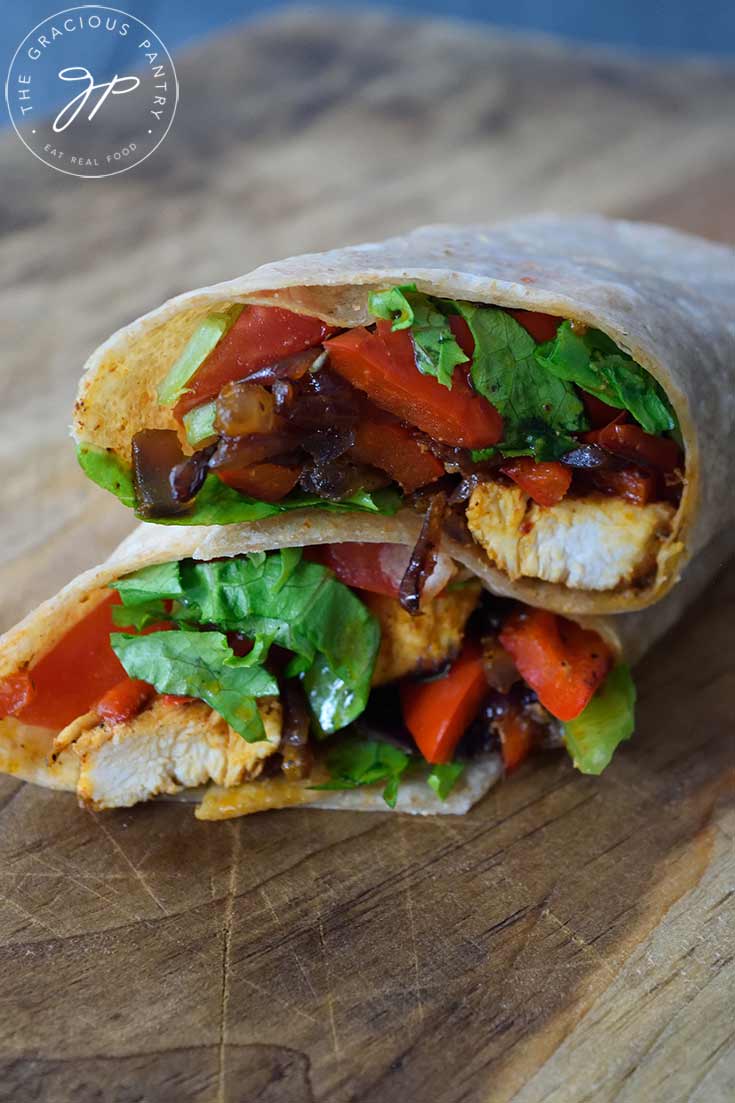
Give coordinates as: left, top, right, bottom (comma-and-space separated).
452, 302, 587, 459
369, 285, 469, 388
368, 284, 417, 330
157, 305, 244, 408
427, 761, 464, 799
111, 550, 380, 735
536, 323, 677, 436
562, 663, 636, 775
311, 736, 411, 808
110, 630, 278, 741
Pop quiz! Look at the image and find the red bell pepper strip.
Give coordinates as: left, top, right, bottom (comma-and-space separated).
505, 309, 562, 344
499, 608, 611, 722
0, 672, 35, 719
495, 705, 535, 771
96, 679, 155, 724
174, 306, 337, 419
593, 466, 656, 505
308, 542, 401, 599
447, 310, 562, 350
325, 325, 503, 449
586, 420, 680, 473
400, 640, 488, 764
217, 463, 301, 502
350, 413, 444, 493
502, 456, 572, 507
581, 391, 619, 428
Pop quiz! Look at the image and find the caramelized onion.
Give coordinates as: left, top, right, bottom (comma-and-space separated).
561, 444, 612, 469
215, 382, 276, 437
299, 457, 380, 500
244, 348, 324, 387
398, 492, 448, 615
209, 432, 295, 470
132, 429, 192, 518
301, 426, 356, 464
481, 635, 519, 694
287, 370, 360, 430
170, 444, 215, 503
280, 681, 313, 780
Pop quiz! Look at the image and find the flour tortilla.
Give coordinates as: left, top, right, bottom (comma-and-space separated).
0, 510, 724, 817
73, 214, 735, 615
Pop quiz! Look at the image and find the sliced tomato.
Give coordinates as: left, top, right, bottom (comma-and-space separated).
325, 325, 502, 449
501, 457, 572, 507
309, 543, 400, 598
350, 412, 444, 493
446, 315, 475, 358
217, 463, 301, 502
174, 306, 337, 419
499, 608, 611, 723
593, 466, 656, 505
96, 678, 155, 724
0, 672, 35, 719
16, 594, 171, 731
160, 694, 198, 706
447, 310, 562, 350
496, 705, 535, 771
16, 595, 127, 730
581, 391, 619, 428
505, 309, 562, 343
400, 640, 488, 764
586, 421, 681, 473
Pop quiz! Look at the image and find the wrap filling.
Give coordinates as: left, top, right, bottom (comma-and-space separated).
80, 292, 684, 595
1, 541, 635, 818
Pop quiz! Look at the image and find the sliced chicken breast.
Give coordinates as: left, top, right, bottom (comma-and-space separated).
367, 583, 481, 685
467, 482, 675, 592
58, 696, 282, 811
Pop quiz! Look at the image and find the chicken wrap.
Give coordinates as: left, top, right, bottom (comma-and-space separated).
74, 215, 735, 616
0, 513, 646, 820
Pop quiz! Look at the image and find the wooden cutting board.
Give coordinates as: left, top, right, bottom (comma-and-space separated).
0, 9, 733, 1101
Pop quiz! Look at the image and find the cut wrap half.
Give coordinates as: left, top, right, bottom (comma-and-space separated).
73, 215, 735, 615
0, 511, 655, 820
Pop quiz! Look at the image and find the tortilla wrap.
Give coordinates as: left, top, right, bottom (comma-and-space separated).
0, 510, 725, 818
73, 214, 735, 615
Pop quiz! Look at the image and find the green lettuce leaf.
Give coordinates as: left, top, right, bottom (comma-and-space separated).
110, 630, 278, 741
111, 551, 380, 734
111, 602, 170, 630
311, 736, 410, 808
114, 561, 184, 607
77, 445, 136, 509
427, 762, 464, 800
154, 478, 403, 526
157, 306, 243, 407
79, 446, 401, 523
452, 303, 587, 459
562, 663, 636, 775
367, 284, 417, 330
536, 323, 677, 435
369, 285, 469, 388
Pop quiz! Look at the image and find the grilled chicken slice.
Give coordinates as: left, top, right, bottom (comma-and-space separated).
58, 696, 281, 811
467, 482, 675, 591
367, 583, 481, 685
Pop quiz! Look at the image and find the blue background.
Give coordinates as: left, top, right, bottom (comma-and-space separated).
6, 0, 735, 59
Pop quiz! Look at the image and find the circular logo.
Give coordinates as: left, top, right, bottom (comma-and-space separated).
5, 5, 178, 178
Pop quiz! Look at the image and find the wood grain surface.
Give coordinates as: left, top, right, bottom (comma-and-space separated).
0, 8, 733, 1101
